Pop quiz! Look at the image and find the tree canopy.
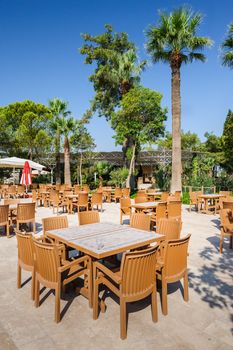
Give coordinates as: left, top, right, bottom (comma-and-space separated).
221, 23, 233, 69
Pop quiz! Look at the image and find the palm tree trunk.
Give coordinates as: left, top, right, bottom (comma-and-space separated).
64, 136, 71, 185
55, 131, 61, 185
171, 65, 182, 193
126, 142, 136, 190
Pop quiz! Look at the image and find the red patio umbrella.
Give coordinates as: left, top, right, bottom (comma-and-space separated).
20, 161, 32, 190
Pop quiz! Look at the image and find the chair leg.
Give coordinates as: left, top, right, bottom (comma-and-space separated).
220, 236, 223, 254
17, 264, 21, 288
93, 280, 99, 320
31, 268, 35, 300
33, 221, 36, 234
161, 278, 168, 315
35, 278, 40, 307
151, 287, 158, 323
6, 224, 10, 238
55, 286, 61, 323
183, 271, 189, 302
230, 236, 233, 249
120, 299, 127, 340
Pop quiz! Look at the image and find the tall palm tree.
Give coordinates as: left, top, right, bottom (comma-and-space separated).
59, 117, 76, 186
221, 23, 233, 68
146, 7, 212, 192
48, 98, 71, 184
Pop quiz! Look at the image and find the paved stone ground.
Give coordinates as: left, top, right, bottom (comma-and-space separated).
0, 203, 232, 350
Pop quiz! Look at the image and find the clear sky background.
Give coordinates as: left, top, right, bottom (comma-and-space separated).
0, 0, 232, 151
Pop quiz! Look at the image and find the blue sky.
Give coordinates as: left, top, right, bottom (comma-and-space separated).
0, 0, 232, 151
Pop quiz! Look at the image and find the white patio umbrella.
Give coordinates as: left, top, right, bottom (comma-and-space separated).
0, 157, 44, 171
0, 157, 45, 184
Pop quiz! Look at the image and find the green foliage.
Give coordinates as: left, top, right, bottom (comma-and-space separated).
109, 167, 129, 187
146, 7, 212, 68
111, 86, 167, 147
222, 110, 233, 173
182, 192, 190, 204
157, 131, 202, 151
80, 24, 146, 120
221, 23, 233, 69
153, 164, 171, 191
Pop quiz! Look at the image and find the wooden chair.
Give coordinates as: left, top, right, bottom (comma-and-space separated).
189, 191, 199, 212
73, 193, 89, 212
219, 209, 233, 253
167, 201, 181, 219
219, 191, 231, 196
174, 191, 181, 200
113, 188, 122, 203
16, 231, 35, 299
82, 184, 90, 192
122, 188, 130, 198
120, 197, 131, 224
93, 245, 159, 339
42, 216, 68, 236
157, 234, 191, 315
0, 205, 10, 238
78, 211, 100, 225
31, 190, 38, 206
33, 238, 91, 322
74, 184, 81, 194
49, 190, 63, 214
134, 196, 148, 204
130, 213, 151, 231
160, 192, 169, 201
156, 218, 181, 240
150, 202, 167, 230
8, 185, 17, 198
135, 191, 147, 199
17, 186, 25, 198
16, 203, 36, 233
222, 200, 233, 212
91, 192, 103, 212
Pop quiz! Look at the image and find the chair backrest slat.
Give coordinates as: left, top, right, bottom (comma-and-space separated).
156, 218, 181, 240
130, 213, 151, 231
42, 216, 68, 235
78, 211, 100, 225
16, 231, 34, 267
0, 205, 9, 224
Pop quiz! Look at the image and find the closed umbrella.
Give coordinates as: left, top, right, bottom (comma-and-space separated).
20, 161, 32, 192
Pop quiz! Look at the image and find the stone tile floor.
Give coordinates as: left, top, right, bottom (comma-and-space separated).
0, 203, 232, 350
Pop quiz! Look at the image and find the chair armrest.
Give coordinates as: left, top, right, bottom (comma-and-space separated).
94, 261, 121, 284
58, 255, 89, 273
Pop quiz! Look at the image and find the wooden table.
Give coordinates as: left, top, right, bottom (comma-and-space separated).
198, 194, 225, 214
131, 201, 159, 213
46, 222, 164, 305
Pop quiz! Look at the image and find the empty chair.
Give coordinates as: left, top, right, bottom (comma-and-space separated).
130, 213, 151, 231
73, 193, 89, 212
135, 191, 147, 198
31, 190, 38, 206
189, 191, 199, 212
222, 200, 233, 212
122, 188, 130, 198
156, 218, 181, 240
157, 234, 191, 315
4, 199, 20, 224
160, 192, 169, 201
8, 185, 17, 198
219, 191, 231, 196
17, 186, 25, 198
93, 245, 159, 339
113, 188, 122, 203
174, 191, 181, 200
49, 190, 63, 214
82, 184, 90, 192
167, 201, 181, 219
42, 216, 68, 236
33, 238, 91, 322
74, 184, 81, 194
16, 203, 36, 233
219, 209, 233, 253
0, 205, 10, 238
91, 192, 103, 212
16, 231, 35, 299
120, 197, 131, 224
134, 196, 148, 204
150, 202, 167, 230
78, 211, 100, 225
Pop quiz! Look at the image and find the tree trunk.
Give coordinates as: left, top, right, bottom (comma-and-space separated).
171, 65, 182, 193
55, 131, 61, 185
122, 136, 134, 167
79, 151, 83, 187
64, 136, 71, 185
126, 142, 136, 190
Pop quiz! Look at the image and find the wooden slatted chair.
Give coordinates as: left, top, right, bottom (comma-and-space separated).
222, 200, 233, 212
4, 199, 20, 224
122, 188, 130, 198
91, 192, 103, 212
72, 193, 89, 212
157, 234, 191, 315
167, 201, 182, 219
219, 191, 231, 196
156, 218, 181, 240
0, 205, 10, 238
189, 191, 199, 212
17, 186, 25, 198
93, 245, 159, 339
42, 216, 68, 236
16, 231, 35, 299
219, 209, 233, 253
78, 211, 100, 225
16, 203, 36, 233
130, 213, 151, 231
31, 190, 38, 206
113, 188, 122, 203
82, 184, 90, 193
160, 192, 169, 201
120, 197, 131, 224
174, 191, 181, 200
134, 196, 148, 204
33, 238, 91, 322
150, 202, 167, 230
